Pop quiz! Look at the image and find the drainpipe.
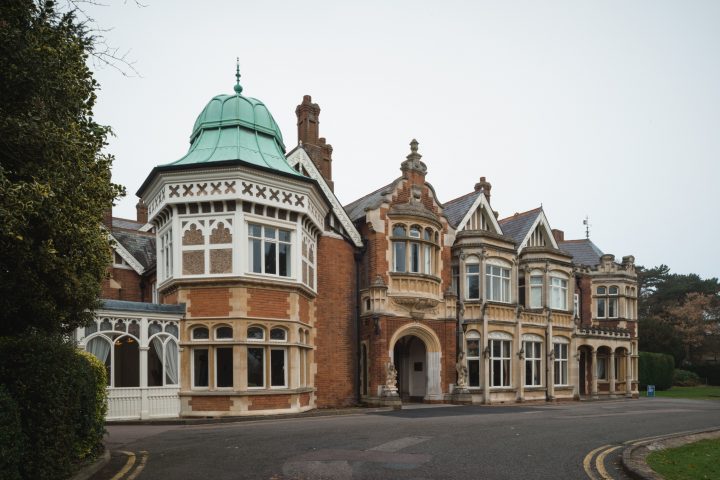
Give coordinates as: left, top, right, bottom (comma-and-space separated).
354, 239, 367, 405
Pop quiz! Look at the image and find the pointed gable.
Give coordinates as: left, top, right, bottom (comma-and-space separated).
498, 207, 559, 251
443, 190, 502, 234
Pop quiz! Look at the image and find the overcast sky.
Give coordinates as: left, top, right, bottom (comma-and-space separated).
86, 0, 719, 279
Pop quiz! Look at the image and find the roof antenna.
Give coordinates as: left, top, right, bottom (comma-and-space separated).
583, 216, 591, 239
234, 57, 243, 95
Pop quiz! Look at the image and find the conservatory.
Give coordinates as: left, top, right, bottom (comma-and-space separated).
76, 300, 185, 420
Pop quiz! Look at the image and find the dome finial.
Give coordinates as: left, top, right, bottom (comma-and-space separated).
234, 57, 243, 95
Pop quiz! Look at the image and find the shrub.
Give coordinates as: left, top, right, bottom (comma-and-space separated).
639, 351, 674, 390
687, 365, 720, 386
0, 334, 107, 479
673, 369, 701, 387
0, 385, 22, 480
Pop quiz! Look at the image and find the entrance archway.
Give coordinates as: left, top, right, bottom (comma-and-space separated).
389, 324, 443, 402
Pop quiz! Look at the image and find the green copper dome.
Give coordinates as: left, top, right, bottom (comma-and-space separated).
167, 90, 300, 176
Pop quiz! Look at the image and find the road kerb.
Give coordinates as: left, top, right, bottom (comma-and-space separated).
621, 427, 720, 480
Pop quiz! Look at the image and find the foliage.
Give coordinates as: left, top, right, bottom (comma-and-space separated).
0, 334, 108, 479
673, 369, 701, 387
0, 0, 125, 337
637, 265, 720, 366
687, 365, 720, 386
647, 438, 720, 480
639, 351, 674, 390
0, 385, 22, 480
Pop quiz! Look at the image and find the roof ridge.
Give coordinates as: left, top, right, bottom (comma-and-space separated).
443, 189, 480, 207
343, 179, 399, 210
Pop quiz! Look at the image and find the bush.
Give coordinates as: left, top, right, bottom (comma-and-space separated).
687, 364, 720, 386
673, 369, 701, 386
639, 351, 674, 390
0, 334, 107, 479
0, 385, 22, 480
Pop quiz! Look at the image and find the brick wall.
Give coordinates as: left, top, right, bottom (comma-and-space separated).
315, 235, 357, 407
101, 267, 145, 302
187, 287, 231, 317
247, 288, 289, 319
189, 396, 232, 411
248, 394, 292, 410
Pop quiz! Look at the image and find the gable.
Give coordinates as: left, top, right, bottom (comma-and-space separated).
108, 232, 146, 275
456, 193, 503, 235
286, 148, 363, 247
518, 212, 558, 250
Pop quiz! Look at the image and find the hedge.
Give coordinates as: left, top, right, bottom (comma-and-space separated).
687, 364, 720, 386
639, 351, 674, 390
0, 385, 22, 480
0, 334, 107, 479
673, 369, 701, 387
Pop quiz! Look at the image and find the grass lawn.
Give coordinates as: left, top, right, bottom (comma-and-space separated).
642, 385, 720, 399
646, 438, 720, 480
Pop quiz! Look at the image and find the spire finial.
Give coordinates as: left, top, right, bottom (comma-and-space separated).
410, 138, 419, 154
234, 57, 243, 95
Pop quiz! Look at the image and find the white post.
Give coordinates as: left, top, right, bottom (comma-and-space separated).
139, 316, 149, 419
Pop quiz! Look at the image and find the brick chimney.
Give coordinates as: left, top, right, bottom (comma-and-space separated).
552, 229, 564, 243
136, 200, 148, 224
296, 95, 334, 191
102, 206, 113, 230
474, 176, 492, 203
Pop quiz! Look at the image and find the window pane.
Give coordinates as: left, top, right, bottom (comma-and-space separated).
216, 348, 233, 388
410, 243, 420, 272
193, 349, 209, 387
192, 327, 209, 340
249, 224, 262, 237
247, 348, 264, 387
264, 227, 276, 239
148, 338, 163, 387
469, 359, 480, 387
250, 238, 262, 273
270, 328, 286, 341
609, 298, 617, 318
271, 349, 286, 387
114, 337, 140, 388
492, 359, 501, 386
279, 243, 290, 277
467, 274, 479, 299
247, 327, 264, 340
394, 242, 406, 272
423, 245, 432, 274
530, 285, 542, 308
279, 229, 291, 242
393, 225, 406, 237
467, 339, 480, 357
597, 299, 606, 318
264, 242, 276, 274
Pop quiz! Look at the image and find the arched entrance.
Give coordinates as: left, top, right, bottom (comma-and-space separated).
394, 336, 427, 401
389, 324, 443, 402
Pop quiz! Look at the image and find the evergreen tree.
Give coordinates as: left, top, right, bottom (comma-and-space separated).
0, 0, 124, 336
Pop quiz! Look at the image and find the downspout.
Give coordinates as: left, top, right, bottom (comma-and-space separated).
354, 239, 367, 405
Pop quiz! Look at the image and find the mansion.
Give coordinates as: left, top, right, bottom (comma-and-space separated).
76, 72, 639, 420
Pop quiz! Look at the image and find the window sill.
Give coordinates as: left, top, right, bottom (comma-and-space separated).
523, 386, 546, 391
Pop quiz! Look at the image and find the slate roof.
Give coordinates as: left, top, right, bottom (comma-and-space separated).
100, 299, 185, 315
344, 179, 401, 222
442, 190, 483, 228
498, 207, 543, 246
111, 227, 156, 271
558, 239, 604, 266
113, 217, 144, 231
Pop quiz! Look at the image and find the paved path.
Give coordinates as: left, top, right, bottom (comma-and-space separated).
91, 397, 720, 479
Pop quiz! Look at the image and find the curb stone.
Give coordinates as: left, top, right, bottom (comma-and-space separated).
621, 427, 720, 480
71, 448, 110, 480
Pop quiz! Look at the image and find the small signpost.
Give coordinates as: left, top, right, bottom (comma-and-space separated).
647, 385, 655, 397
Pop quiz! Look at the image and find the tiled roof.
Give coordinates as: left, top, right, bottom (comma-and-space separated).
498, 207, 542, 245
442, 190, 483, 228
558, 239, 604, 266
344, 179, 401, 222
112, 228, 156, 271
113, 217, 144, 231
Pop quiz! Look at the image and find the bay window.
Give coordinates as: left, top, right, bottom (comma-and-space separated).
550, 274, 568, 310
486, 263, 511, 303
391, 223, 439, 276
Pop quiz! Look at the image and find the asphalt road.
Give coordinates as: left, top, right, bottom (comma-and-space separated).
93, 398, 720, 480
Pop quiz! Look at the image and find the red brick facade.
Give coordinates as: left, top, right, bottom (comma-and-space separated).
187, 287, 231, 318
247, 288, 289, 319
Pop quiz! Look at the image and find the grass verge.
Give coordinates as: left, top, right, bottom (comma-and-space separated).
646, 438, 720, 480
642, 385, 720, 399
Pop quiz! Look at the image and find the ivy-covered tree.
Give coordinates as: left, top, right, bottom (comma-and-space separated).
0, 0, 125, 336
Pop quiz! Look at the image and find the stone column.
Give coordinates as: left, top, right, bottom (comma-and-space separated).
516, 319, 524, 402
139, 316, 149, 419
482, 307, 491, 404
625, 352, 632, 397
480, 250, 487, 303
546, 313, 554, 401
609, 351, 616, 395
591, 348, 598, 399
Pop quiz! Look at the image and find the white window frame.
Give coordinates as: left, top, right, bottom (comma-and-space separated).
214, 346, 234, 389
523, 337, 543, 387
466, 261, 481, 300
553, 337, 569, 386
215, 326, 233, 341
550, 274, 568, 310
191, 347, 209, 390
269, 347, 288, 388
247, 346, 266, 389
529, 271, 543, 308
247, 222, 293, 278
489, 332, 512, 387
486, 263, 511, 303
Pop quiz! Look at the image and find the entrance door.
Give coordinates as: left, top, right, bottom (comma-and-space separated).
393, 336, 427, 402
